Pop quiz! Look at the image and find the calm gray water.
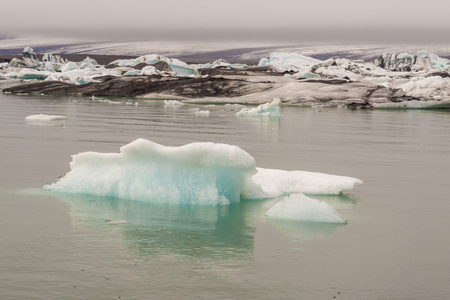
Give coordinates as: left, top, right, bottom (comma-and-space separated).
1, 93, 449, 299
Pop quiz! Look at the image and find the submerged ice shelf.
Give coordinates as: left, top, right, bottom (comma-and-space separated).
44, 139, 362, 223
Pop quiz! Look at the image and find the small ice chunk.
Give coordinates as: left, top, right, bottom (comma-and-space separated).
194, 110, 211, 117
60, 61, 79, 73
265, 193, 346, 223
164, 100, 184, 106
108, 220, 127, 224
236, 97, 281, 117
123, 69, 141, 76
25, 114, 67, 121
140, 66, 159, 76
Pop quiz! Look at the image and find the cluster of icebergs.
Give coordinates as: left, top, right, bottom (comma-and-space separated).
44, 139, 362, 223
1, 47, 116, 85
256, 51, 450, 107
2, 47, 450, 107
0, 47, 247, 85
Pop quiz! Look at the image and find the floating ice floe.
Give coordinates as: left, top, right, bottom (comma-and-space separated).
236, 97, 281, 117
243, 168, 363, 199
44, 139, 362, 216
25, 114, 67, 121
194, 110, 211, 117
265, 193, 346, 224
164, 100, 184, 106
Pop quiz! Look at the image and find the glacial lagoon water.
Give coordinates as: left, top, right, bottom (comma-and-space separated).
1, 93, 449, 299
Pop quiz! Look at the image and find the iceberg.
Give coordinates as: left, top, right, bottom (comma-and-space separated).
396, 76, 450, 100
164, 100, 184, 106
79, 57, 98, 69
265, 193, 346, 223
140, 66, 159, 76
194, 110, 211, 117
44, 139, 362, 208
244, 168, 363, 199
374, 51, 450, 72
22, 46, 36, 58
111, 54, 198, 77
60, 61, 79, 73
44, 139, 258, 205
236, 97, 281, 117
258, 52, 323, 72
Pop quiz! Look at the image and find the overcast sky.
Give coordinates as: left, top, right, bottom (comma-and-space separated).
1, 0, 449, 44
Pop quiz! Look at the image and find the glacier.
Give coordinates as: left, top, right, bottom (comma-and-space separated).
44, 139, 362, 222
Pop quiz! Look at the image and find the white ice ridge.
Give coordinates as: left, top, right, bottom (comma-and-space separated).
236, 97, 281, 117
265, 193, 346, 224
44, 139, 362, 209
25, 114, 67, 121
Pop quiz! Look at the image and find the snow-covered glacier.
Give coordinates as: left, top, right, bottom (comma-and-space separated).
44, 139, 362, 222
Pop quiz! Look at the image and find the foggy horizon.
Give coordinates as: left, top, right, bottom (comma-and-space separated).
1, 0, 450, 46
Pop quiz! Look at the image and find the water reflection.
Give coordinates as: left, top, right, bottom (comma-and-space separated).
25, 119, 66, 127
49, 190, 357, 257
267, 220, 343, 241
239, 116, 281, 142
53, 193, 255, 259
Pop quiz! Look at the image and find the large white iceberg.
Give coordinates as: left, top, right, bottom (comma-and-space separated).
44, 139, 258, 205
44, 139, 362, 208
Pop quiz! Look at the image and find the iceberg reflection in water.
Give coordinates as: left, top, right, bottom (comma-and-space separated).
52, 190, 356, 258
55, 193, 255, 258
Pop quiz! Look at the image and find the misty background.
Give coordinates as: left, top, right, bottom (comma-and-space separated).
1, 0, 449, 44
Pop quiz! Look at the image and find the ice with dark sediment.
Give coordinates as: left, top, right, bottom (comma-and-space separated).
2, 47, 450, 108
